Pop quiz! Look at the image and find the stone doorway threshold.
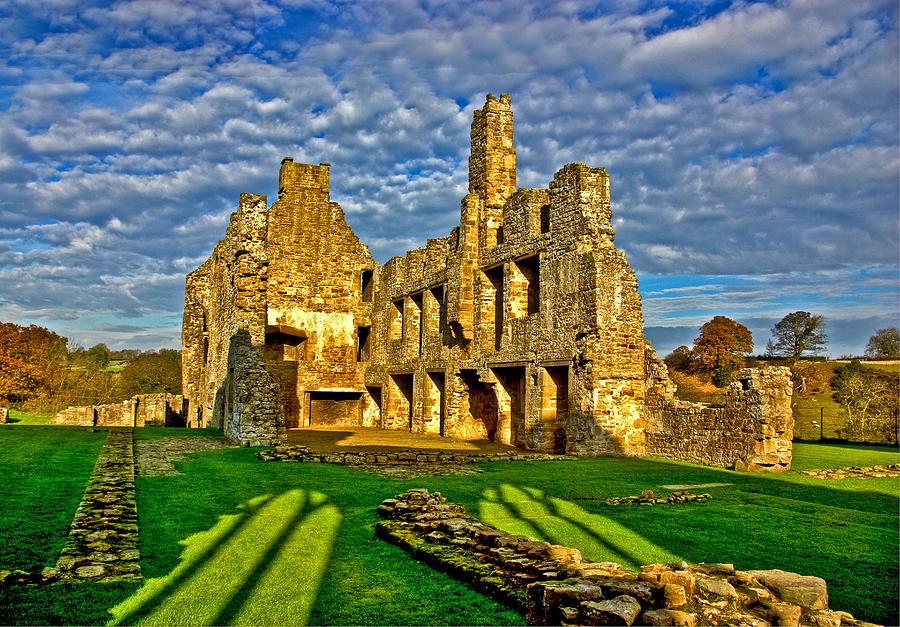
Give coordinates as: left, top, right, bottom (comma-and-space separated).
285, 426, 522, 456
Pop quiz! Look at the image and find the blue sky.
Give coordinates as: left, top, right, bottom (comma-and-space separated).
0, 0, 897, 357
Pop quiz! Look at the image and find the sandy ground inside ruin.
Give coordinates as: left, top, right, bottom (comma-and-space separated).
286, 426, 520, 455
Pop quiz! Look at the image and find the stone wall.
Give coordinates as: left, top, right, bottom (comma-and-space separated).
53, 394, 186, 428
218, 329, 285, 446
645, 361, 794, 471
0, 407, 7, 423
377, 489, 865, 627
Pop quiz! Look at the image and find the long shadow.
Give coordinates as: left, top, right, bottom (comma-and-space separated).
487, 484, 668, 567
110, 494, 275, 626
480, 487, 550, 544
212, 494, 321, 626
113, 489, 342, 627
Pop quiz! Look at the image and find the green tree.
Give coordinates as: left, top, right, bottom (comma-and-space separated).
767, 311, 827, 361
865, 327, 899, 360
692, 316, 753, 386
663, 345, 694, 372
116, 351, 182, 398
85, 343, 111, 369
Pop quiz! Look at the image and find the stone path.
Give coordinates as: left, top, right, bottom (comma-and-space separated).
54, 429, 142, 582
135, 436, 233, 476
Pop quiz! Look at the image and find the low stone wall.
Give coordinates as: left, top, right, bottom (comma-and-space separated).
646, 367, 794, 472
802, 464, 899, 480
53, 393, 186, 428
259, 444, 573, 465
376, 489, 868, 626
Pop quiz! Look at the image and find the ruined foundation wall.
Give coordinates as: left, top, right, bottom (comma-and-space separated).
53, 394, 186, 428
645, 366, 793, 471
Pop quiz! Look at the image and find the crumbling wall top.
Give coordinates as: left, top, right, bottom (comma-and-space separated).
279, 159, 331, 197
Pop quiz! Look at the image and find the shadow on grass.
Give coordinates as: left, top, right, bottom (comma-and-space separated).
479, 484, 680, 569
109, 489, 341, 626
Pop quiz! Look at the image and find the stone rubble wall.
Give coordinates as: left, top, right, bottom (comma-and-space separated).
258, 443, 574, 466
55, 429, 141, 582
52, 393, 186, 428
645, 365, 794, 471
220, 328, 286, 446
376, 489, 868, 627
802, 464, 899, 480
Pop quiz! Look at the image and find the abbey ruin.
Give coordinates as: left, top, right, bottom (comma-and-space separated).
181, 94, 794, 471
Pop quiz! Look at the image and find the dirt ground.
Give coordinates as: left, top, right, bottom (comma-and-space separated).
286, 425, 519, 455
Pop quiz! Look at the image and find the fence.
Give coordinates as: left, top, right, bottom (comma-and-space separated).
793, 406, 847, 440
794, 405, 898, 444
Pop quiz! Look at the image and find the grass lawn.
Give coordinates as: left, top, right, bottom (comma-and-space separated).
0, 428, 897, 626
5, 410, 54, 425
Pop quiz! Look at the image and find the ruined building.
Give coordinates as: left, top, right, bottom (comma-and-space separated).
182, 94, 793, 470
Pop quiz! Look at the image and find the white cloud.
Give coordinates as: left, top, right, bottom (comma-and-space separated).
0, 0, 895, 349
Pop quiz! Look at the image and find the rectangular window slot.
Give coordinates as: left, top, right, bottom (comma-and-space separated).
357, 326, 370, 362
391, 299, 403, 340
361, 269, 374, 302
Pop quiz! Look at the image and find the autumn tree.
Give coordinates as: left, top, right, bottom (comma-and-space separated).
691, 316, 753, 385
0, 322, 68, 405
865, 328, 899, 360
767, 312, 827, 361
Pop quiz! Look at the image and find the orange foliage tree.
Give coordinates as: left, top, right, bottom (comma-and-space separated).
0, 322, 68, 405
692, 316, 753, 374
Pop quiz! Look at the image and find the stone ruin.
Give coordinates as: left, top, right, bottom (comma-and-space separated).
376, 488, 866, 627
181, 93, 794, 469
53, 393, 186, 428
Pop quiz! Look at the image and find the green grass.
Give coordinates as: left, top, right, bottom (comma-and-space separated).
0, 427, 106, 569
790, 441, 899, 471
4, 409, 54, 425
0, 428, 897, 625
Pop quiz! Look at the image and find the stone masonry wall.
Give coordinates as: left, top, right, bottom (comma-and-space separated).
377, 489, 863, 627
645, 364, 793, 471
220, 329, 285, 446
182, 192, 269, 429
364, 95, 648, 457
53, 393, 186, 428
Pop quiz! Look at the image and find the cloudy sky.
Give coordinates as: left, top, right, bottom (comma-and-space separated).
0, 0, 897, 357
